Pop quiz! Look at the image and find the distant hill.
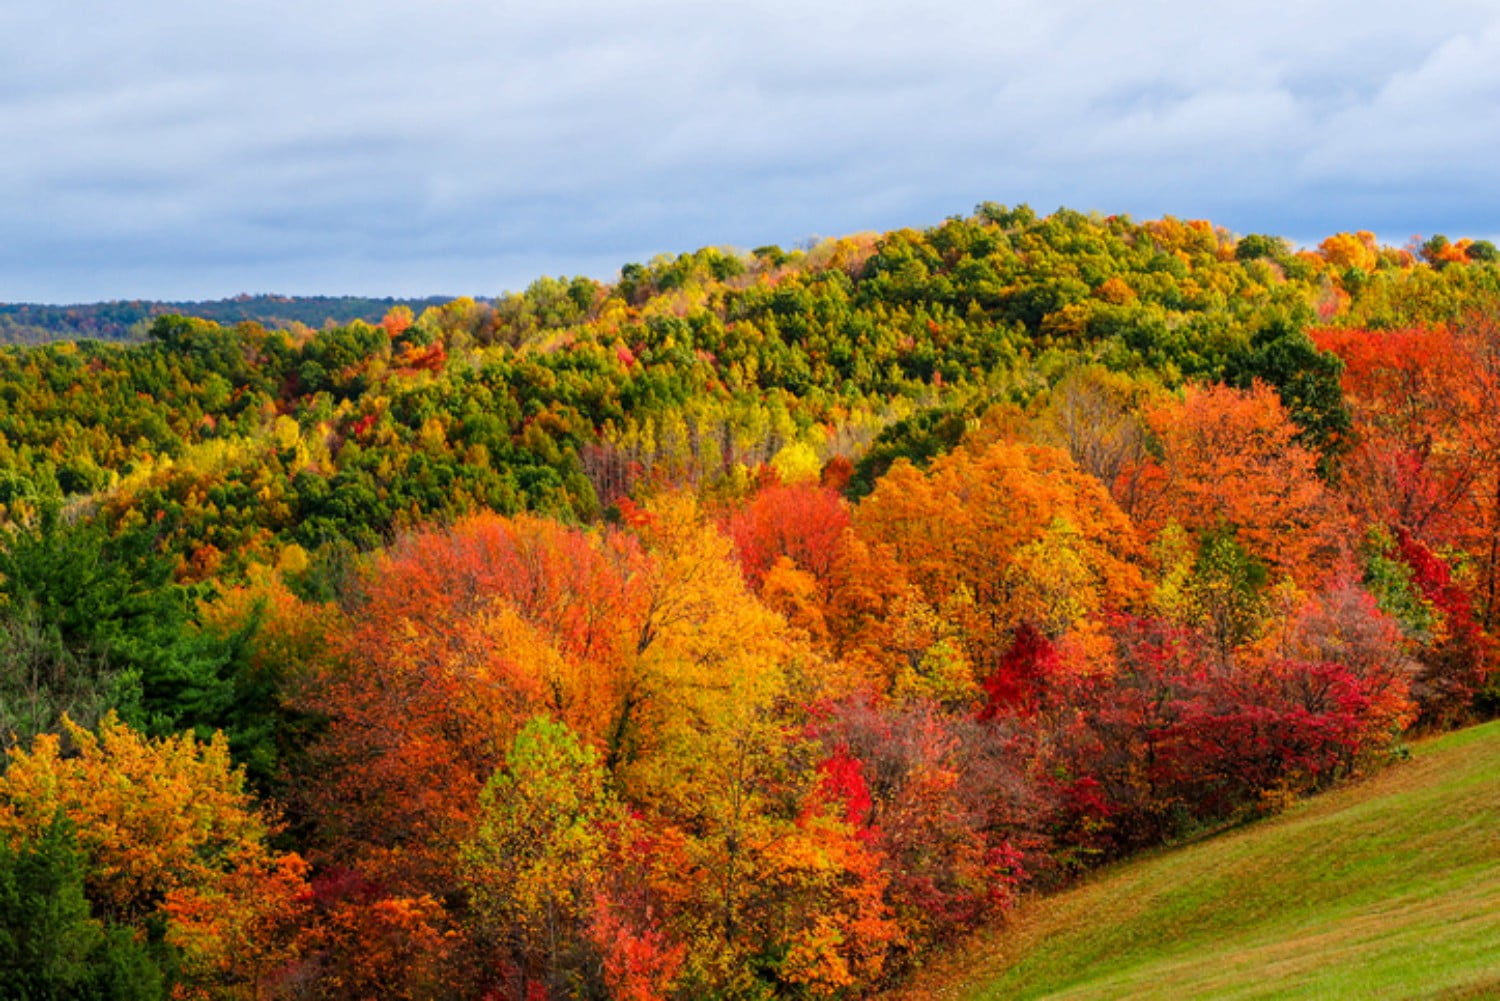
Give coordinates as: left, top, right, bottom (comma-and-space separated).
891, 720, 1500, 1001
0, 294, 461, 344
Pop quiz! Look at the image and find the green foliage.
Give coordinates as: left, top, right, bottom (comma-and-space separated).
1155, 525, 1271, 666
848, 406, 974, 498
0, 597, 128, 756
462, 717, 616, 929
1224, 315, 1350, 465
1361, 527, 1438, 640
0, 511, 278, 782
460, 716, 618, 993
0, 816, 167, 1000
1234, 233, 1290, 261
1468, 239, 1499, 263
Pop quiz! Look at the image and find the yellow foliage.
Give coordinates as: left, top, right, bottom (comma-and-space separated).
770, 440, 822, 484
0, 714, 307, 989
271, 414, 301, 451
1094, 276, 1137, 304
1319, 231, 1379, 272
854, 440, 1148, 664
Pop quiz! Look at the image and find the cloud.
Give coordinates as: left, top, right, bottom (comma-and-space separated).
2, 0, 1498, 301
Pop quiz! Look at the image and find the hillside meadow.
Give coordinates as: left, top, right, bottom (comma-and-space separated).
893, 721, 1500, 1001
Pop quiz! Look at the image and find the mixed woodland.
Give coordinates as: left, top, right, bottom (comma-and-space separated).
0, 296, 455, 346
0, 205, 1498, 999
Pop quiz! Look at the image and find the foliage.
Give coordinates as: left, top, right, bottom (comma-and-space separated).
460, 717, 619, 998
0, 816, 166, 1000
0, 204, 1498, 996
0, 714, 308, 996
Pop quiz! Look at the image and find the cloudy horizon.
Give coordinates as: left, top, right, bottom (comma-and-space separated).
4, 0, 1498, 304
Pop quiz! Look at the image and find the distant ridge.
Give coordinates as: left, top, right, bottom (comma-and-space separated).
0, 294, 463, 345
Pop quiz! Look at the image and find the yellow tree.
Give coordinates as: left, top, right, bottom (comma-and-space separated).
617, 493, 900, 993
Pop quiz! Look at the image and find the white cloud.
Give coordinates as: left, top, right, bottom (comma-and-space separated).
2, 0, 1498, 300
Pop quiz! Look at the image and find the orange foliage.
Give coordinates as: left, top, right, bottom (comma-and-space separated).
296, 513, 645, 894
849, 440, 1146, 674
1319, 230, 1380, 272
588, 891, 687, 1001
0, 715, 309, 993
1314, 317, 1500, 627
380, 304, 414, 338
297, 874, 463, 1001
723, 481, 851, 590
1134, 381, 1338, 583
1093, 276, 1137, 304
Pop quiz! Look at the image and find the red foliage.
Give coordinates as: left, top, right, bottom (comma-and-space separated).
979, 622, 1060, 720
809, 696, 1039, 947
380, 306, 413, 338
615, 495, 655, 529
1313, 324, 1475, 538
1398, 530, 1478, 635
814, 744, 875, 833
1161, 659, 1382, 815
588, 893, 686, 1001
1396, 530, 1493, 724
820, 454, 855, 493
395, 340, 447, 372
723, 482, 851, 590
1039, 614, 1408, 855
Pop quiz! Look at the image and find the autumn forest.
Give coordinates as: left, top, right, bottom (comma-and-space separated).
1, 205, 1497, 999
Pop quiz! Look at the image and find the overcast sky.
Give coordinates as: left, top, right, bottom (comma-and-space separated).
4, 1, 1498, 303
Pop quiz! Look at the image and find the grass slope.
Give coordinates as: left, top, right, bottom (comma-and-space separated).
896, 721, 1500, 1001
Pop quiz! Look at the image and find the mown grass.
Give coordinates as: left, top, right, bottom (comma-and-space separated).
891, 721, 1500, 1000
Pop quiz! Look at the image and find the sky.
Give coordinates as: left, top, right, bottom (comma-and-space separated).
3, 1, 1499, 304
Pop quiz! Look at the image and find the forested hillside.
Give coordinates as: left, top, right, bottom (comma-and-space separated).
0, 205, 1497, 999
0, 294, 456, 344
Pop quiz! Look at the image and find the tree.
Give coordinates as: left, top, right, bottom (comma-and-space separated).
851, 439, 1146, 676
0, 714, 308, 995
1035, 364, 1152, 496
812, 695, 1035, 955
1316, 314, 1500, 632
1224, 317, 1350, 464
460, 717, 620, 999
294, 512, 643, 897
0, 816, 165, 1000
1154, 525, 1273, 669
1133, 380, 1337, 584
722, 481, 850, 592
0, 511, 268, 769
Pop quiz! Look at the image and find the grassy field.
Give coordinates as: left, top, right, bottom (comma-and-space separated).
890, 721, 1500, 1001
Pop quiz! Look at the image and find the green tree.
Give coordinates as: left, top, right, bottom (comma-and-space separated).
0, 816, 166, 1000
0, 511, 271, 781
